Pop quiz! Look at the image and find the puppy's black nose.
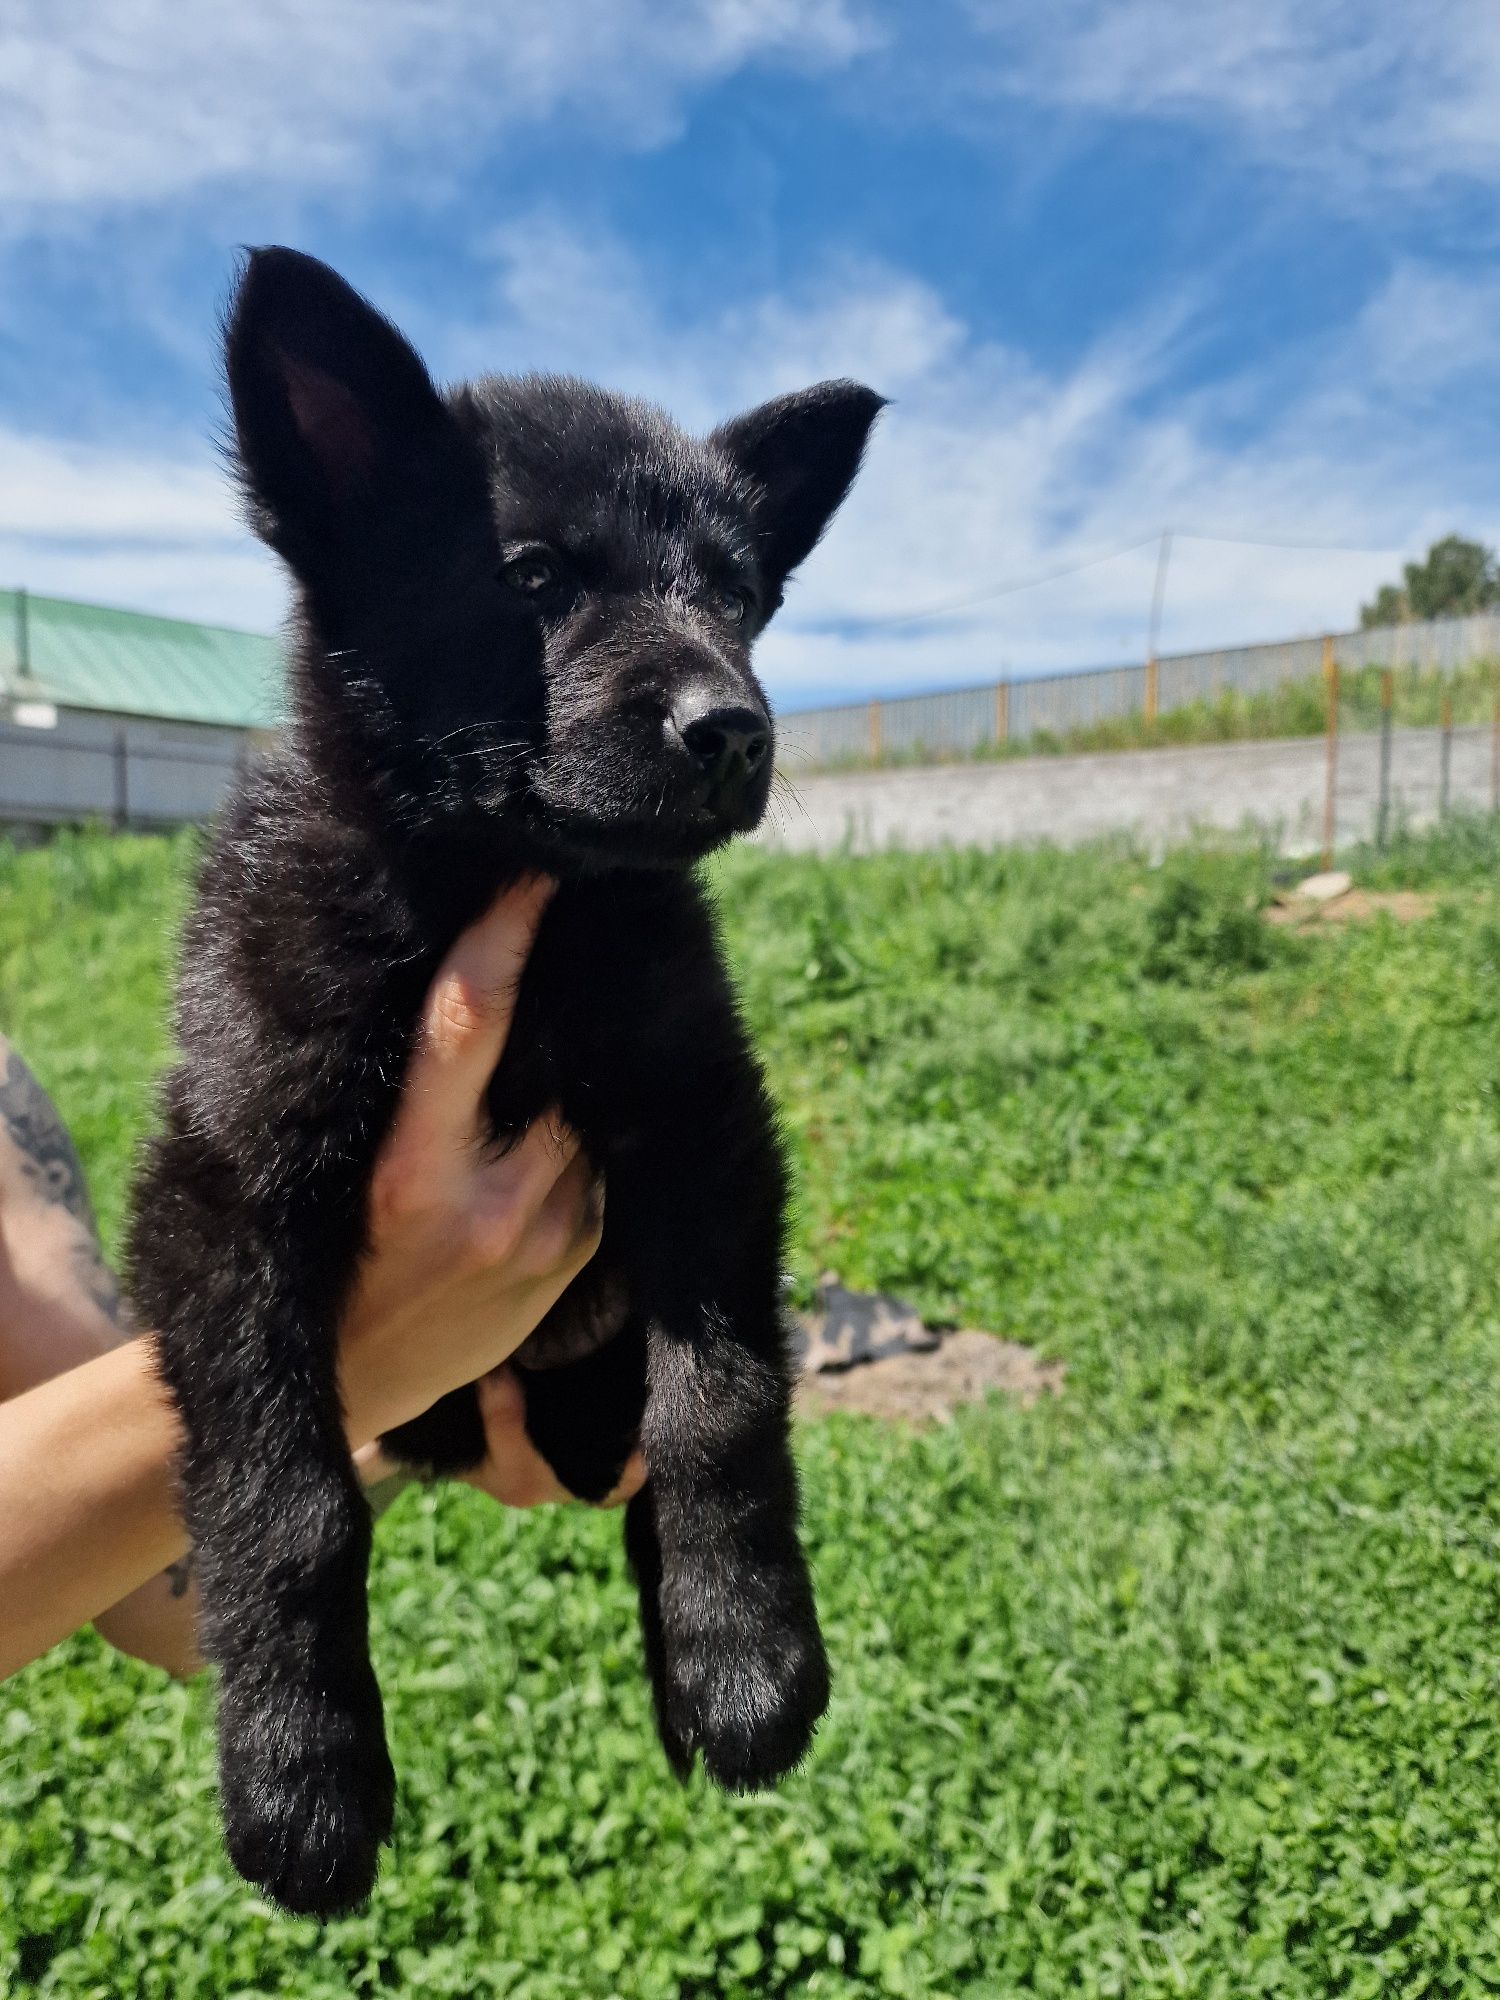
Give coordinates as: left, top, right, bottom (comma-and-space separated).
674, 699, 771, 787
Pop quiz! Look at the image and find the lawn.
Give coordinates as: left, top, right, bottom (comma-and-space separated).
2, 819, 1500, 1997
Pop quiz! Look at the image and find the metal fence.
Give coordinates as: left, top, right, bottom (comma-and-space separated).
0, 711, 247, 828
777, 610, 1500, 769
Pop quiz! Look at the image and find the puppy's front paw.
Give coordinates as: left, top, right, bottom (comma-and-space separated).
217, 1686, 395, 1918
658, 1574, 830, 1791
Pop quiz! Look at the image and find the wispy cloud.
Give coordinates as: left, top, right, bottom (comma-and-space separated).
0, 423, 273, 627
5, 5, 1499, 702
437, 219, 1500, 702
6, 225, 1497, 693
966, 0, 1500, 208
0, 427, 226, 541
1, 0, 871, 216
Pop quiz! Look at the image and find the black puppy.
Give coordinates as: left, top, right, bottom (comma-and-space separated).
127, 248, 881, 1918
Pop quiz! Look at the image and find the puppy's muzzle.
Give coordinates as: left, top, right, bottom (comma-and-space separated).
667, 685, 772, 818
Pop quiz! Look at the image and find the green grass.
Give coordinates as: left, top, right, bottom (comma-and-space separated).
4, 822, 1500, 1996
816, 656, 1500, 769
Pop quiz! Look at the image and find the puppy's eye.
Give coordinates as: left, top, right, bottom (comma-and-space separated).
501, 552, 561, 596
714, 586, 750, 626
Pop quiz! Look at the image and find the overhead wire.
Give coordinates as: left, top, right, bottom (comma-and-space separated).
845, 527, 1398, 631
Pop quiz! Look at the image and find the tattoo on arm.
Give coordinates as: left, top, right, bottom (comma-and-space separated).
0, 1041, 97, 1230
0, 1036, 130, 1333
165, 1551, 196, 1600
0, 1039, 195, 1613
70, 1237, 129, 1331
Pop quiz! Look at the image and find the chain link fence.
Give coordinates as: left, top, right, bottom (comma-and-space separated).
1324, 651, 1500, 861
778, 610, 1500, 773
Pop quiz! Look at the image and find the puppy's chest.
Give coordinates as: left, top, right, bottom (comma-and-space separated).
476, 895, 689, 1163
481, 1014, 609, 1152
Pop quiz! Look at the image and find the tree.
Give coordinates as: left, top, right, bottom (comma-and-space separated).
1360, 534, 1500, 627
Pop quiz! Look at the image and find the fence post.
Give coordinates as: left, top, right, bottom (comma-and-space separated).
1377, 668, 1393, 850
1439, 690, 1453, 822
994, 679, 1009, 750
1321, 636, 1339, 869
1145, 528, 1171, 724
867, 699, 882, 766
13, 586, 29, 681
112, 726, 129, 832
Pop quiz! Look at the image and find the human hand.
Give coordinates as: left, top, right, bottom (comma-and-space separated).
459, 1365, 645, 1507
337, 876, 605, 1451
354, 1363, 645, 1509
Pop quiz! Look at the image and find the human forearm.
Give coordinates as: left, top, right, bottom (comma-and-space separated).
0, 1333, 427, 1681
0, 1337, 188, 1679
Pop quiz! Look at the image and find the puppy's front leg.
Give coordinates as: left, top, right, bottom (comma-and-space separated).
621, 1148, 828, 1789
630, 1292, 827, 1788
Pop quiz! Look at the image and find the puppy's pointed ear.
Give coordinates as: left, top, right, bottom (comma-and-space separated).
225, 247, 454, 567
711, 381, 885, 603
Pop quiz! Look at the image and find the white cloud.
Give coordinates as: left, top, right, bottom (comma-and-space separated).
965, 0, 1500, 205
0, 426, 280, 628
1350, 264, 1500, 396
16, 0, 1494, 230
4, 232, 1497, 703
436, 219, 1489, 704
0, 0, 870, 216
8, 1, 1497, 708
441, 213, 968, 417
0, 428, 227, 542
0, 540, 280, 631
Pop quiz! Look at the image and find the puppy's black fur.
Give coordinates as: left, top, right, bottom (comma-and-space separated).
126, 248, 882, 1918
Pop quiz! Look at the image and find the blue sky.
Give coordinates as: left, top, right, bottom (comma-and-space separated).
4, 1, 1500, 709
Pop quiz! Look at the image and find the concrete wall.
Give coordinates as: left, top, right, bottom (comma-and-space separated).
0, 707, 247, 828
760, 725, 1496, 857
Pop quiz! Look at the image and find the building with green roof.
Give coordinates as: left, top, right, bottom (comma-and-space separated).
0, 588, 286, 827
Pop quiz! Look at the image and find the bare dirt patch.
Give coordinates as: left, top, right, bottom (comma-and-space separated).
797, 1329, 1064, 1427
1265, 886, 1437, 929
789, 1279, 1064, 1426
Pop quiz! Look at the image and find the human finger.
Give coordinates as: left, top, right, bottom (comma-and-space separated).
463, 1366, 571, 1507
464, 1107, 589, 1259
465, 1369, 642, 1509
598, 1447, 647, 1510
513, 1142, 603, 1277
389, 875, 555, 1166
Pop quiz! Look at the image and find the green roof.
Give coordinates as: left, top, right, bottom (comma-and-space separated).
0, 588, 285, 730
